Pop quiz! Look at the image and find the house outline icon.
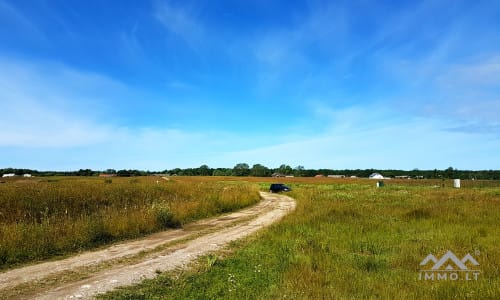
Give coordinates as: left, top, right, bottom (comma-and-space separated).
420, 250, 479, 270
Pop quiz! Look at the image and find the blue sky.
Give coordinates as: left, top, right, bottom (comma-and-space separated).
1, 0, 499, 171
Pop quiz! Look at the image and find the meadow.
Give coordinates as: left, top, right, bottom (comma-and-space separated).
100, 178, 499, 299
0, 176, 260, 269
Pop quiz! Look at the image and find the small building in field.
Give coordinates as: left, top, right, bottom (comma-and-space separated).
368, 173, 384, 180
2, 173, 15, 178
272, 173, 285, 177
23, 174, 32, 177
328, 175, 345, 178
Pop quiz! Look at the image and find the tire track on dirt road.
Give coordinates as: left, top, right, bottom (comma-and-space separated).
0, 192, 295, 299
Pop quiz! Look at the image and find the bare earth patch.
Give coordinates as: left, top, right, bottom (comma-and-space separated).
0, 192, 295, 299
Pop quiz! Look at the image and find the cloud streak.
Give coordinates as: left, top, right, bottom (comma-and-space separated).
0, 0, 46, 42
153, 0, 204, 48
1, 1, 499, 170
222, 113, 499, 170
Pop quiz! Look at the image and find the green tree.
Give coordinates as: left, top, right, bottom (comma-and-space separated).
198, 165, 211, 176
213, 168, 231, 176
76, 169, 94, 176
170, 168, 182, 176
251, 164, 270, 177
294, 165, 305, 177
232, 163, 250, 176
444, 166, 455, 179
278, 164, 293, 175
117, 170, 131, 177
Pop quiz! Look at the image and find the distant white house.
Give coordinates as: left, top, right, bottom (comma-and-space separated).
368, 173, 384, 180
2, 173, 15, 178
23, 174, 32, 177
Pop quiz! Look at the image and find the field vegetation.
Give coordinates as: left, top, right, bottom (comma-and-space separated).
0, 176, 260, 269
101, 178, 499, 299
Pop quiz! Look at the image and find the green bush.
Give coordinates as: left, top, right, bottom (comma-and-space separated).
152, 203, 180, 228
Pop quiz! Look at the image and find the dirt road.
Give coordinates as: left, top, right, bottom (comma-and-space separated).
0, 192, 295, 299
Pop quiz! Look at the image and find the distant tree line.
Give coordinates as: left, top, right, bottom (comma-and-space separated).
1, 165, 500, 180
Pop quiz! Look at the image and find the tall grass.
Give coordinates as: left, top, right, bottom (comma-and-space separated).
101, 181, 500, 299
0, 177, 260, 269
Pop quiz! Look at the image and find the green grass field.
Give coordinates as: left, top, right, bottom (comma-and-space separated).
100, 179, 499, 299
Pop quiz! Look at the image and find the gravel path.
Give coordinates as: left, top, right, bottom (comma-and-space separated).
0, 192, 295, 299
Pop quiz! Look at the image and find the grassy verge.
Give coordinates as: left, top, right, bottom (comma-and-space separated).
0, 177, 260, 269
100, 181, 499, 299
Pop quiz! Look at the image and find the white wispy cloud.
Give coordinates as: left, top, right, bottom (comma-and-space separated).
167, 80, 195, 90
0, 59, 121, 147
0, 57, 266, 169
153, 0, 203, 47
379, 52, 500, 127
220, 109, 499, 170
0, 0, 46, 42
1, 2, 498, 170
0, 56, 497, 170
117, 22, 148, 65
0, 58, 187, 149
436, 55, 500, 88
0, 98, 114, 147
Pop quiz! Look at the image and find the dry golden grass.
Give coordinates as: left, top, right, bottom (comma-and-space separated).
0, 176, 260, 269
